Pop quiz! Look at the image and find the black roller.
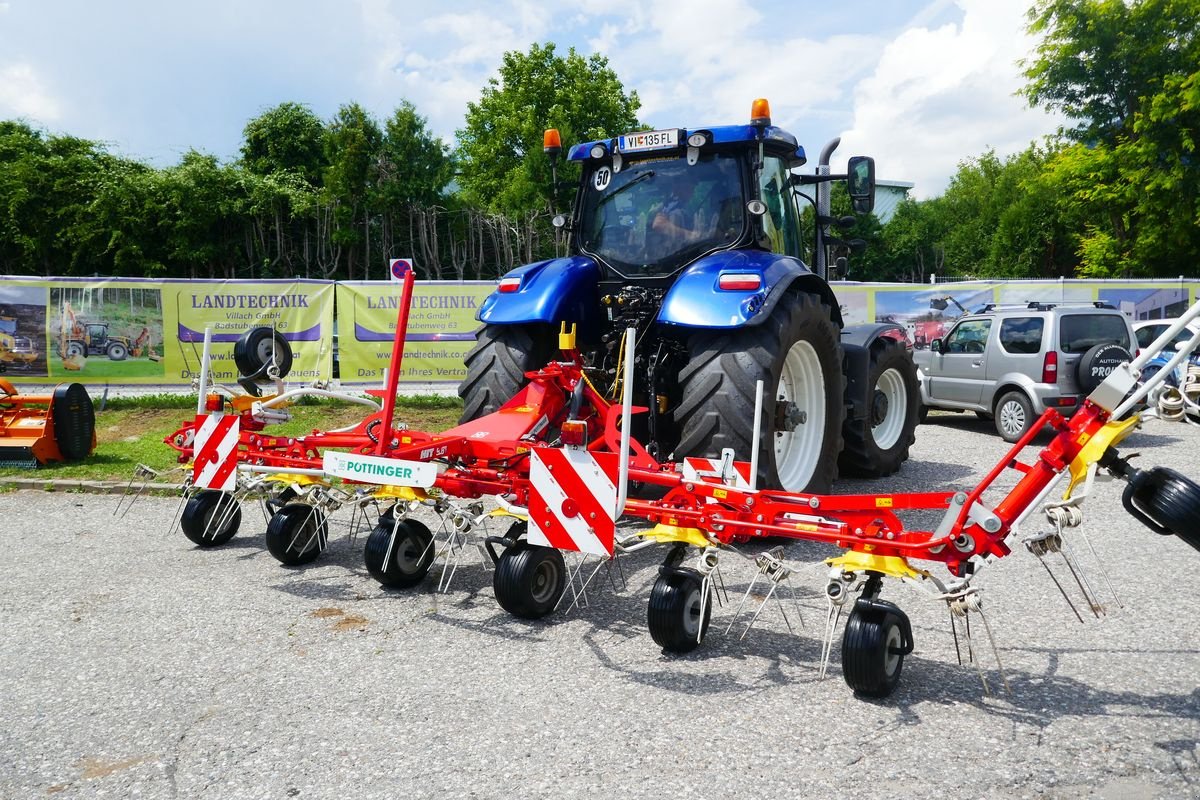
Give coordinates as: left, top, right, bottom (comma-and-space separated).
51, 383, 95, 461
1122, 466, 1200, 552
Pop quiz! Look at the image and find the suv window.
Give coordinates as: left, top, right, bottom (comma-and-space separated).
1136, 323, 1193, 350
944, 319, 992, 353
1059, 314, 1131, 354
998, 317, 1044, 355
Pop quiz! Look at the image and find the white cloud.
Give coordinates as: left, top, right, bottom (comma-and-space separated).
839, 0, 1062, 197
0, 62, 60, 122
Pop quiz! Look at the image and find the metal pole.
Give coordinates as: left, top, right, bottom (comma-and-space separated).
375, 268, 416, 455
614, 327, 636, 519
196, 327, 213, 415
750, 379, 764, 491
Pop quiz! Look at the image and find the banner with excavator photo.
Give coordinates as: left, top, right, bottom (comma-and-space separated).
334, 280, 493, 384
0, 277, 333, 385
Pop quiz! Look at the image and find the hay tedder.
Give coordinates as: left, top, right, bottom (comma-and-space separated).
158, 270, 1200, 698
0, 379, 96, 467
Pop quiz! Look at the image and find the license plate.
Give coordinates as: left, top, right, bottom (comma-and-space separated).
618, 129, 678, 153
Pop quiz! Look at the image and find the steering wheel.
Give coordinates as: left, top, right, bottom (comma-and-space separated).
964, 340, 985, 354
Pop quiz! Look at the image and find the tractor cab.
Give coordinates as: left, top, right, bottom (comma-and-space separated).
563, 107, 813, 280
85, 323, 109, 347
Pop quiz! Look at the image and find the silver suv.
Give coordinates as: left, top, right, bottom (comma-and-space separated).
914, 302, 1136, 441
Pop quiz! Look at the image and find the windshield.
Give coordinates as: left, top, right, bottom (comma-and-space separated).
578, 152, 745, 277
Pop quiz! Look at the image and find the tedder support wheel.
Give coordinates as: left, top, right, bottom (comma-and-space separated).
1124, 466, 1200, 552
841, 601, 912, 698
363, 518, 435, 588
839, 338, 919, 477
180, 490, 242, 547
233, 326, 293, 381
493, 541, 567, 619
994, 390, 1034, 443
51, 383, 95, 461
675, 291, 845, 493
647, 567, 712, 653
457, 323, 554, 423
265, 503, 328, 566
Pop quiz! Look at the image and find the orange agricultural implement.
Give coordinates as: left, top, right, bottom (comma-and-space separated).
0, 379, 96, 467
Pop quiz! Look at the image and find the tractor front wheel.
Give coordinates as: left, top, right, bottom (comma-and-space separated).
675, 291, 844, 493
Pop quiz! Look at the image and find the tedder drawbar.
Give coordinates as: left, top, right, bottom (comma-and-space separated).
160, 269, 1200, 699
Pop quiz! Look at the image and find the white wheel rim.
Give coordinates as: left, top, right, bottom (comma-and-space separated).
873, 367, 907, 450
999, 399, 1026, 437
774, 339, 825, 491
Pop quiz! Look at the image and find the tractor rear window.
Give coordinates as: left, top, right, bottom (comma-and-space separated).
1058, 314, 1131, 354
998, 317, 1044, 354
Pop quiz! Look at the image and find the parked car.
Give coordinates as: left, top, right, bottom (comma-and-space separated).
914, 302, 1136, 442
1134, 318, 1200, 391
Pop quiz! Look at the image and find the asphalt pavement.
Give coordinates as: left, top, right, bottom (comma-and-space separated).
2, 411, 1199, 799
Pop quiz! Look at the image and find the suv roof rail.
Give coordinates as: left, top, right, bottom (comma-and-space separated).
975, 301, 1119, 314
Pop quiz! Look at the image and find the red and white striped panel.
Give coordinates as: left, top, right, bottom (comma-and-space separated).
192, 412, 240, 491
681, 456, 753, 489
527, 448, 618, 557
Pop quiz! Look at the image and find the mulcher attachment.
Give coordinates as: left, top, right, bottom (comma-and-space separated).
0, 379, 96, 467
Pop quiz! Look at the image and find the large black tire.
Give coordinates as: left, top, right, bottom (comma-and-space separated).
493, 541, 567, 619
842, 607, 906, 698
457, 324, 554, 423
181, 490, 242, 547
675, 291, 845, 493
839, 339, 919, 477
51, 383, 95, 461
233, 326, 293, 381
994, 390, 1034, 443
363, 518, 435, 588
106, 341, 128, 361
647, 568, 712, 653
265, 503, 328, 566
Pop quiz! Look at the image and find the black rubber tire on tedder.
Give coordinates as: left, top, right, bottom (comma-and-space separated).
51, 383, 95, 461
180, 490, 242, 547
675, 291, 845, 494
1124, 466, 1200, 552
233, 326, 293, 381
493, 541, 567, 619
839, 338, 919, 477
458, 323, 554, 423
842, 604, 910, 698
363, 518, 436, 589
265, 503, 328, 566
647, 567, 712, 653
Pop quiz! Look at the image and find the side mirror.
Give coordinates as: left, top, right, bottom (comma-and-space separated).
930, 338, 943, 353
847, 156, 875, 214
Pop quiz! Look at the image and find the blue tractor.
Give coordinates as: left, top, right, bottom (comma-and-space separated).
458, 99, 919, 493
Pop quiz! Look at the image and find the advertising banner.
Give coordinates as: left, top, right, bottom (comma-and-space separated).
334, 280, 492, 384
0, 277, 333, 385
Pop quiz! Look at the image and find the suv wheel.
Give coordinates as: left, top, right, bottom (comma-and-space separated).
994, 390, 1033, 443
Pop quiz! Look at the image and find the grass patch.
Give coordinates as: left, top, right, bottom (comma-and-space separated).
0, 399, 463, 483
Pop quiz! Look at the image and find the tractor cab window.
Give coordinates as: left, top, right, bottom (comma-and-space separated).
757, 156, 802, 258
578, 152, 745, 278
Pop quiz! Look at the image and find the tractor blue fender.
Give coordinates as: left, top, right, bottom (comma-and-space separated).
476, 256, 604, 335
657, 249, 843, 329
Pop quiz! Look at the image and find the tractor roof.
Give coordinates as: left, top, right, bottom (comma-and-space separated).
567, 124, 806, 166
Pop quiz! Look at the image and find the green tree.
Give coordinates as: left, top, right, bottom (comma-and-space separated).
241, 102, 327, 185
379, 100, 453, 207
456, 42, 641, 215
323, 103, 384, 279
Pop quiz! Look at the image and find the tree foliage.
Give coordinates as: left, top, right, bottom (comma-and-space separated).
456, 42, 641, 216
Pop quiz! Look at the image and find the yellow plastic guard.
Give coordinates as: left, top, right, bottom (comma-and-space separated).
637, 524, 711, 549
229, 394, 284, 412
488, 508, 529, 521
826, 550, 924, 581
373, 485, 427, 502
1064, 415, 1141, 499
558, 322, 577, 351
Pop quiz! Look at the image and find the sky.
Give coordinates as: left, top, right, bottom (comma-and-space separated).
0, 0, 1063, 198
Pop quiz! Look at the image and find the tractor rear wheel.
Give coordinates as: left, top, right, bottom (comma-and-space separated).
457, 324, 554, 423
839, 339, 919, 477
675, 291, 844, 493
